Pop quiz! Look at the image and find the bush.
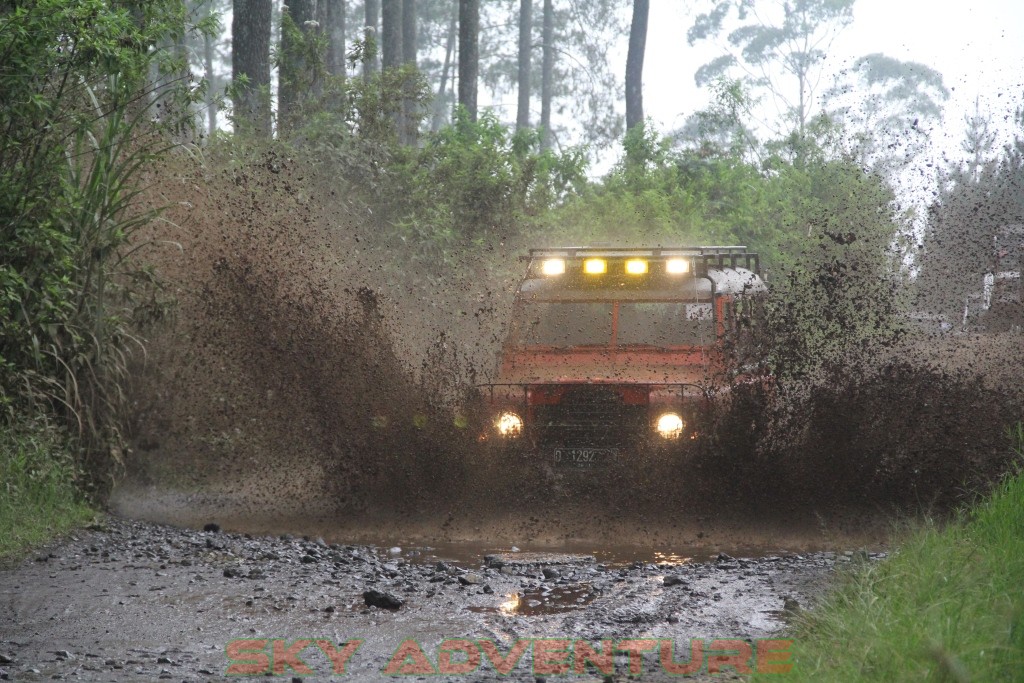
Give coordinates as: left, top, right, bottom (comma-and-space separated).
0, 417, 93, 561
0, 1, 196, 495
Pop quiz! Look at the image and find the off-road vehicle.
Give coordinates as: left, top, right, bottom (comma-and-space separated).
480, 246, 767, 466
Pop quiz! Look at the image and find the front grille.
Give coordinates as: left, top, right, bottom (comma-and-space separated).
533, 386, 646, 448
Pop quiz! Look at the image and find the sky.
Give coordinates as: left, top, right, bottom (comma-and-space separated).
642, 0, 1024, 163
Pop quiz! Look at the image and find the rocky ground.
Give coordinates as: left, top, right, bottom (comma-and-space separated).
0, 517, 881, 681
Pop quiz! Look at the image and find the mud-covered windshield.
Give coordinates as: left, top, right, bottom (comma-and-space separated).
519, 302, 614, 346
617, 302, 715, 346
515, 302, 715, 347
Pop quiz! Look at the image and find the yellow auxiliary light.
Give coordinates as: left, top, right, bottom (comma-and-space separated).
656, 412, 684, 439
666, 258, 690, 274
583, 258, 607, 275
625, 259, 649, 275
541, 258, 566, 276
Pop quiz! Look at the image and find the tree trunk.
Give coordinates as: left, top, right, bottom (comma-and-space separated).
364, 0, 380, 81
457, 0, 479, 122
203, 6, 217, 138
432, 1, 458, 132
540, 0, 553, 149
516, 0, 532, 131
231, 0, 272, 136
402, 0, 417, 65
381, 0, 402, 70
402, 0, 418, 144
625, 0, 649, 131
278, 0, 315, 134
318, 0, 346, 78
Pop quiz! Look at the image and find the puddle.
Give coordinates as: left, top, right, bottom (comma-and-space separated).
468, 584, 597, 616
368, 539, 782, 568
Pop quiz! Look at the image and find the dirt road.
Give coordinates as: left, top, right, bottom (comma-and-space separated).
0, 517, 881, 682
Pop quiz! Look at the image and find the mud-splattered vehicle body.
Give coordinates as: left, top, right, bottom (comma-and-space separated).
480, 247, 767, 465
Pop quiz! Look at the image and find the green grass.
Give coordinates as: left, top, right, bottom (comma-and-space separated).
0, 418, 94, 563
760, 423, 1024, 682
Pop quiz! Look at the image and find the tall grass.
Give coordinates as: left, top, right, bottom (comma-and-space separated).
760, 424, 1024, 681
0, 419, 94, 562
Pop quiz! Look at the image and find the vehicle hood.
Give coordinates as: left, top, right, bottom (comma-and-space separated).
495, 347, 720, 385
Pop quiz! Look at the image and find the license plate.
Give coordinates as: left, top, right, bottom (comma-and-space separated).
553, 447, 617, 468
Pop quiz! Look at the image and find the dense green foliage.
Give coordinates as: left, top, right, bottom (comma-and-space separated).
757, 424, 1024, 681
0, 417, 93, 561
0, 1, 200, 493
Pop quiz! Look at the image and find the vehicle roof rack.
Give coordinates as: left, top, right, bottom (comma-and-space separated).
526, 246, 761, 275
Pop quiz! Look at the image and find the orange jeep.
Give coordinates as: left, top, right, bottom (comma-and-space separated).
480, 247, 767, 466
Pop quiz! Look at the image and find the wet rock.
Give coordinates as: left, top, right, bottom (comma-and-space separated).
300, 554, 318, 564
363, 589, 404, 610
662, 575, 687, 587
0, 655, 11, 665
203, 523, 220, 533
783, 596, 802, 614
458, 573, 482, 586
156, 656, 173, 665
716, 552, 735, 562
485, 555, 504, 569
435, 561, 450, 572
223, 567, 242, 578
482, 584, 494, 594
54, 650, 72, 660
542, 567, 560, 580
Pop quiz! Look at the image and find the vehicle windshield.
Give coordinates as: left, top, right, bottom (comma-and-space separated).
515, 301, 715, 347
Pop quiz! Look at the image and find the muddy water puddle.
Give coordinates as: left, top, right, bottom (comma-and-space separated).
468, 583, 597, 616
371, 538, 787, 568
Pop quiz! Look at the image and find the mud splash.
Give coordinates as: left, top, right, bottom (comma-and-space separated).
123, 149, 1024, 544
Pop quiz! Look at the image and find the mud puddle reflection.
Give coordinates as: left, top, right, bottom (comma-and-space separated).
469, 584, 597, 616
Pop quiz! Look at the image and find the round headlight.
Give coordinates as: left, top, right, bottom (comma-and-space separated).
656, 412, 684, 439
496, 412, 524, 437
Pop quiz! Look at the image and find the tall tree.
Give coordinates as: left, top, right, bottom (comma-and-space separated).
402, 0, 419, 144
539, 0, 552, 149
688, 0, 855, 144
458, 0, 479, 121
381, 0, 403, 69
516, 0, 532, 131
277, 0, 315, 133
624, 0, 648, 131
402, 0, 417, 65
318, 0, 346, 78
823, 53, 948, 170
364, 0, 380, 81
198, 0, 223, 138
432, 2, 458, 131
231, 0, 272, 136
920, 107, 1024, 319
